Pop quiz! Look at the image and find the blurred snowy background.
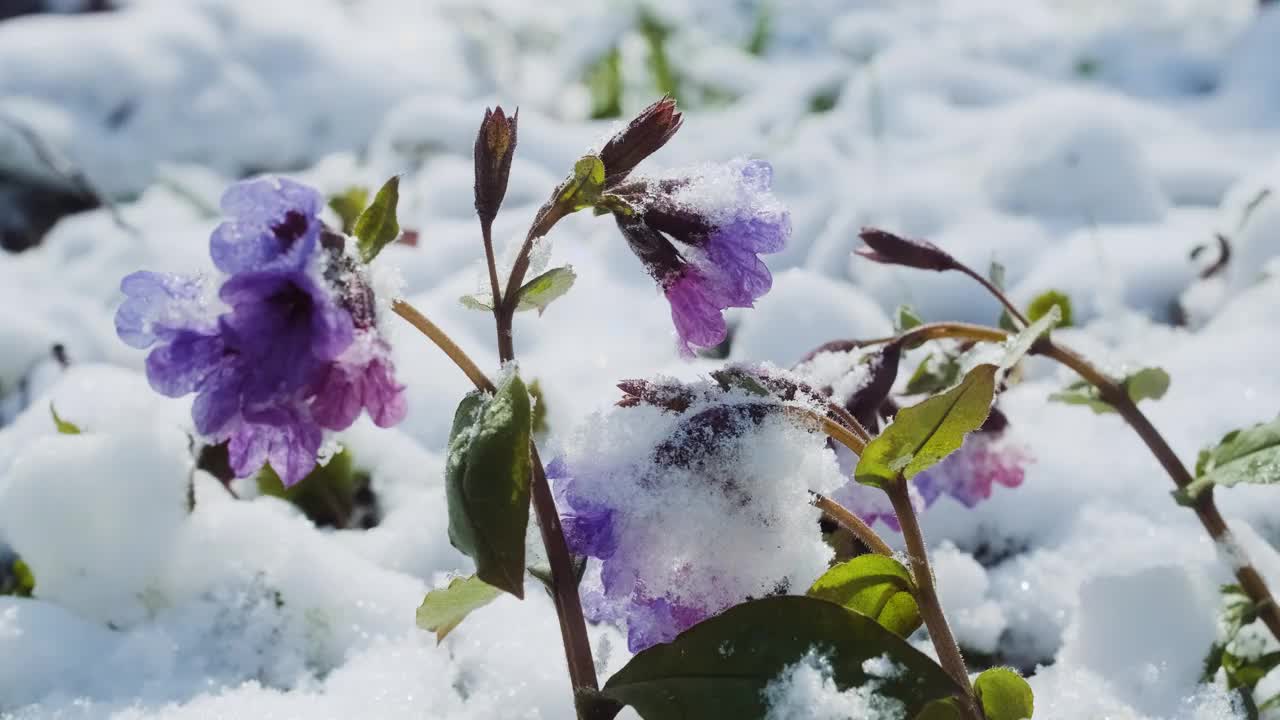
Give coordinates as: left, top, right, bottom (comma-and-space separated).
2, 0, 1280, 717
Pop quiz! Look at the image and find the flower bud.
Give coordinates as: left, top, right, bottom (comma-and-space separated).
474, 106, 518, 223
598, 96, 682, 187
856, 227, 958, 272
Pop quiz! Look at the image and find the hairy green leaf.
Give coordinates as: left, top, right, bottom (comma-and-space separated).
50, 404, 81, 434
516, 266, 576, 316
416, 574, 502, 643
974, 667, 1034, 720
353, 176, 401, 263
1184, 416, 1280, 500
1027, 290, 1073, 328
445, 374, 532, 597
856, 364, 997, 489
807, 555, 922, 637
1049, 367, 1170, 414
599, 596, 963, 719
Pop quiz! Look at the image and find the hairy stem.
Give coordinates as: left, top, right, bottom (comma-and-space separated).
858, 320, 1280, 645
812, 493, 894, 556
480, 203, 601, 713
478, 220, 513, 360
393, 298, 601, 710
888, 482, 979, 718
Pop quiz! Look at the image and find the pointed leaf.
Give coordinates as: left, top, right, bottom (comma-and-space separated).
416, 574, 503, 643
459, 294, 494, 312
1183, 416, 1280, 500
1049, 367, 1169, 414
895, 305, 923, 333
974, 668, 1034, 720
50, 404, 81, 434
599, 596, 963, 719
905, 353, 962, 396
856, 364, 998, 489
353, 176, 401, 263
515, 266, 576, 315
445, 374, 532, 597
807, 555, 922, 637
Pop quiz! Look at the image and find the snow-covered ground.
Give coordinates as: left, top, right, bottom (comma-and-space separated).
2, 0, 1280, 717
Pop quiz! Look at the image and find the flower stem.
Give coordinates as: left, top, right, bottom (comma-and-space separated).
887, 481, 979, 718
857, 320, 1280, 646
391, 300, 494, 392
479, 203, 602, 715
811, 493, 894, 556
392, 298, 602, 711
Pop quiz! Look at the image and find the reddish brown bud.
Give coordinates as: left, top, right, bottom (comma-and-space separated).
474, 106, 518, 223
856, 228, 958, 272
599, 96, 683, 187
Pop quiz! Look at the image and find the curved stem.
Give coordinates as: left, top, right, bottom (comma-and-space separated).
787, 406, 867, 455
854, 320, 1280, 645
812, 493, 893, 556
887, 482, 979, 718
391, 299, 601, 709
392, 300, 494, 392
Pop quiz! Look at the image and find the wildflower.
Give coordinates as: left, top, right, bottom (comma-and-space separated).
116, 177, 406, 485
610, 158, 790, 355
551, 383, 841, 651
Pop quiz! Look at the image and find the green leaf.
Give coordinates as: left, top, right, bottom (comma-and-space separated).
807, 555, 922, 637
353, 176, 401, 263
905, 353, 962, 396
1049, 367, 1170, 414
528, 379, 549, 436
599, 596, 963, 719
1183, 416, 1280, 500
416, 574, 503, 643
1124, 367, 1170, 404
327, 185, 369, 235
459, 294, 494, 312
559, 155, 607, 211
1, 557, 35, 597
1000, 304, 1059, 370
257, 449, 371, 528
1224, 651, 1280, 691
856, 364, 998, 489
895, 304, 923, 333
1027, 290, 1073, 328
445, 374, 533, 598
50, 404, 81, 434
516, 266, 576, 316
973, 667, 1034, 720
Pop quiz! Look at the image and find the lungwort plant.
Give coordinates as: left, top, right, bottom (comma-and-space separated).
114, 98, 1280, 719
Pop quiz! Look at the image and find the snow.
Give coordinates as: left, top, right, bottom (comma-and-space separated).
2, 0, 1280, 718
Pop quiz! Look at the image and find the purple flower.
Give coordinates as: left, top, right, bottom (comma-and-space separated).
612, 158, 789, 356
210, 177, 323, 275
913, 433, 1028, 508
116, 177, 406, 486
547, 458, 618, 560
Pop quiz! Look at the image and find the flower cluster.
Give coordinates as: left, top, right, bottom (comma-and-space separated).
115, 178, 405, 486
609, 158, 790, 356
550, 381, 842, 652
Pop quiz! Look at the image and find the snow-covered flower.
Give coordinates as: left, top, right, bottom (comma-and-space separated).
610, 158, 790, 356
550, 387, 842, 652
115, 177, 405, 486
